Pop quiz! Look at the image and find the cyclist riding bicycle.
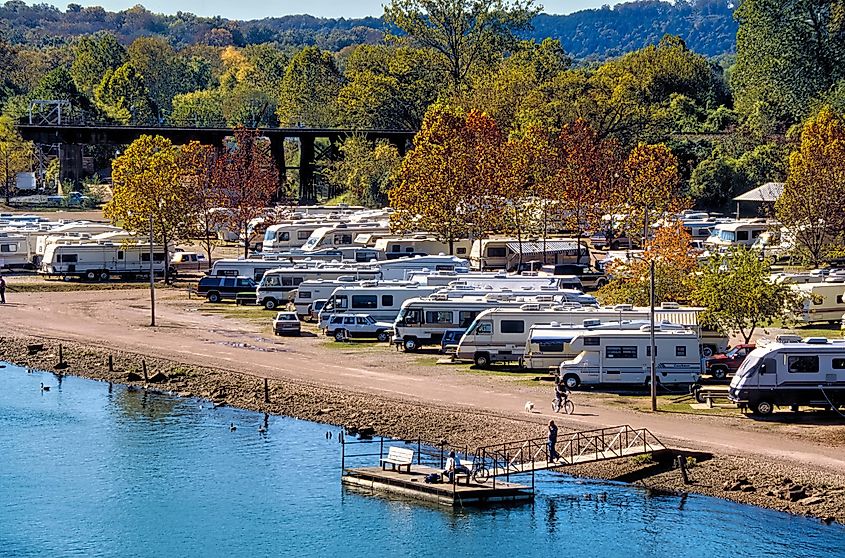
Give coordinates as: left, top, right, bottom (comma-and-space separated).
554, 379, 570, 409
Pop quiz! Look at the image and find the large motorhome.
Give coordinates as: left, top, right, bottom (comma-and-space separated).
469, 237, 580, 271
393, 294, 561, 351
409, 270, 583, 291
257, 265, 381, 309
373, 235, 471, 259
293, 277, 371, 318
0, 231, 31, 268
457, 303, 712, 368
557, 325, 702, 388
374, 255, 469, 280
704, 219, 773, 251
300, 222, 390, 252
40, 239, 168, 280
318, 282, 442, 325
792, 283, 845, 324
728, 338, 845, 415
262, 221, 324, 253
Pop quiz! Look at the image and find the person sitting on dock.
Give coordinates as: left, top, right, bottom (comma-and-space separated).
547, 420, 560, 463
443, 450, 470, 483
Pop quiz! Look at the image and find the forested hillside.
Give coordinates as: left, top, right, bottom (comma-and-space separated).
0, 0, 736, 58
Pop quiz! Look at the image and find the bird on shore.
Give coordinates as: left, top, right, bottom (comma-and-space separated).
229, 423, 237, 432
40, 383, 50, 392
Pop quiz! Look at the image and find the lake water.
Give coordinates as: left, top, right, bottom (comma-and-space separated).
2, 363, 844, 558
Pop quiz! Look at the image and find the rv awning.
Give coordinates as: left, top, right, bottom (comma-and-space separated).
733, 182, 784, 203
506, 241, 579, 255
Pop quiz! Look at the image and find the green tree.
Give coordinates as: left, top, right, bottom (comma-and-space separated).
688, 152, 746, 210
692, 247, 802, 343
776, 106, 845, 266
127, 36, 189, 115
105, 134, 195, 283
277, 46, 343, 127
70, 32, 127, 96
94, 63, 158, 125
733, 0, 845, 127
0, 116, 32, 204
324, 137, 402, 208
384, 0, 539, 91
170, 89, 226, 127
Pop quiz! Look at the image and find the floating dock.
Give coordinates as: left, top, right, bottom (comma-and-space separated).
342, 466, 534, 507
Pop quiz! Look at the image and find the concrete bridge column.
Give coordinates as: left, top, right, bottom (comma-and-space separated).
59, 144, 83, 185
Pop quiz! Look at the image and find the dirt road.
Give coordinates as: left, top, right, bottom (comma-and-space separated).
1, 284, 843, 475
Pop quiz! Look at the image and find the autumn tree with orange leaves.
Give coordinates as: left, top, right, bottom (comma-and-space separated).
213, 127, 279, 258
179, 141, 221, 268
389, 104, 501, 254
622, 143, 687, 244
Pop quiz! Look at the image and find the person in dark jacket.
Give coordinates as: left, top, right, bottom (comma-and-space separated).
547, 420, 559, 462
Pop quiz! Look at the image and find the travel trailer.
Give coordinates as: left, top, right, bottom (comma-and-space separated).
257, 265, 381, 309
523, 320, 652, 370
557, 325, 702, 388
374, 255, 469, 280
0, 232, 31, 268
469, 237, 580, 271
792, 283, 845, 324
457, 303, 711, 368
262, 221, 323, 253
293, 277, 371, 318
40, 239, 168, 280
300, 222, 390, 252
393, 294, 561, 351
210, 257, 298, 280
409, 270, 583, 291
318, 282, 442, 325
704, 219, 773, 251
728, 338, 845, 415
373, 235, 471, 259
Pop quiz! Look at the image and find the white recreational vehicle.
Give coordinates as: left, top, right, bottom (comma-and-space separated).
261, 221, 324, 253
300, 222, 390, 252
704, 219, 773, 251
40, 239, 168, 280
457, 303, 712, 368
792, 283, 845, 324
0, 232, 31, 269
257, 265, 381, 309
557, 325, 702, 388
409, 270, 583, 291
374, 255, 469, 280
728, 338, 845, 415
293, 277, 371, 318
373, 235, 471, 259
469, 237, 580, 271
318, 282, 442, 325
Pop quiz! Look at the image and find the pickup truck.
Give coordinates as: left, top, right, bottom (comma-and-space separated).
541, 263, 609, 290
704, 344, 756, 380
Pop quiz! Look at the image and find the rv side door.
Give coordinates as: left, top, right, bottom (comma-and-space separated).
756, 357, 778, 388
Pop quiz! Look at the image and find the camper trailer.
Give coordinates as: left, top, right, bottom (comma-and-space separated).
262, 222, 323, 253
457, 303, 710, 368
792, 283, 845, 324
728, 339, 845, 415
318, 282, 442, 325
293, 277, 371, 318
469, 237, 580, 271
0, 232, 31, 269
557, 325, 702, 388
300, 222, 390, 252
373, 235, 471, 259
257, 265, 381, 309
704, 220, 773, 251
40, 239, 168, 280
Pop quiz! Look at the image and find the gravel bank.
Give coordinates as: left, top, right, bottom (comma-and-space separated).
2, 334, 843, 525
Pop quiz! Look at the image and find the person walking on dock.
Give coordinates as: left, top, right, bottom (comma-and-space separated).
547, 420, 560, 463
0, 275, 6, 304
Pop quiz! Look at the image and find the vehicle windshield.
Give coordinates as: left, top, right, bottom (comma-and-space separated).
464, 318, 481, 335
264, 229, 276, 242
735, 355, 760, 379
366, 316, 376, 324
725, 347, 741, 358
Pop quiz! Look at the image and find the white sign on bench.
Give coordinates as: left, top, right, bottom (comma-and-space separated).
380, 446, 414, 473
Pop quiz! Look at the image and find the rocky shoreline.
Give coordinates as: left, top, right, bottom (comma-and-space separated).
1, 334, 843, 526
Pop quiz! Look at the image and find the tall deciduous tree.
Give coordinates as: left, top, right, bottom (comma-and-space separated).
70, 32, 127, 96
94, 63, 157, 125
179, 141, 220, 269
776, 106, 845, 266
276, 46, 343, 127
623, 142, 686, 244
692, 247, 802, 343
0, 116, 32, 204
384, 0, 539, 91
105, 134, 194, 282
324, 137, 402, 208
213, 127, 279, 258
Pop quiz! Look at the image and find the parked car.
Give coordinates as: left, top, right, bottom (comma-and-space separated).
308, 299, 327, 322
705, 343, 756, 380
171, 251, 206, 273
540, 263, 608, 290
196, 275, 257, 303
324, 313, 393, 342
440, 329, 466, 354
272, 311, 301, 336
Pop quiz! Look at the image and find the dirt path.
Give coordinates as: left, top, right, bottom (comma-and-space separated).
1, 286, 844, 474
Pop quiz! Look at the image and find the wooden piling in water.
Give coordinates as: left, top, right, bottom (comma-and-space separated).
58, 344, 64, 365
108, 355, 114, 372
678, 455, 689, 485
263, 378, 269, 403
142, 360, 148, 382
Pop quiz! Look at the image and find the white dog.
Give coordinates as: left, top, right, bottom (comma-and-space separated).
524, 401, 534, 412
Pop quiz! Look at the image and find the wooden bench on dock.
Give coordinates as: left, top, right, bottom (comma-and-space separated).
380, 447, 414, 473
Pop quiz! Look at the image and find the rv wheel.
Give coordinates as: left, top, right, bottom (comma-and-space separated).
563, 374, 580, 389
85, 270, 97, 280
264, 298, 277, 310
753, 400, 774, 416
99, 271, 110, 281
403, 338, 419, 352
473, 352, 490, 368
711, 365, 728, 380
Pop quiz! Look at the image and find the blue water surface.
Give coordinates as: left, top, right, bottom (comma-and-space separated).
1, 362, 844, 558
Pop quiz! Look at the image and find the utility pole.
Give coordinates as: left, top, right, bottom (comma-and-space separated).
149, 215, 156, 327
649, 258, 657, 412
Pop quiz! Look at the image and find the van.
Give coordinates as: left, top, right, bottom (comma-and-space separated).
197, 276, 257, 303
729, 339, 845, 415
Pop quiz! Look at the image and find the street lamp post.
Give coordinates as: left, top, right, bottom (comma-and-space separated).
149, 214, 156, 327
649, 258, 656, 412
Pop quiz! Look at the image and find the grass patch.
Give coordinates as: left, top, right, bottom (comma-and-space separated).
9, 281, 150, 293
318, 339, 389, 352
631, 453, 654, 465
602, 392, 742, 416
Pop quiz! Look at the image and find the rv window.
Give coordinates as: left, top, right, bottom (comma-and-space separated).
391, 245, 402, 252
334, 296, 348, 309
405, 247, 414, 253
833, 359, 845, 369
297, 230, 311, 240
837, 295, 844, 305
787, 355, 819, 373
334, 233, 353, 245
456, 247, 467, 255
435, 265, 455, 271
751, 230, 762, 238
280, 232, 290, 241
219, 269, 237, 277
0, 244, 15, 252
299, 291, 312, 299
117, 251, 124, 260
403, 309, 422, 324
264, 275, 281, 287
538, 341, 564, 353
382, 295, 394, 307
583, 337, 600, 346
58, 253, 78, 263
458, 311, 478, 328
425, 311, 453, 324
352, 295, 378, 309
676, 346, 687, 357
500, 320, 524, 334
736, 231, 749, 241
606, 346, 637, 359
476, 321, 493, 334
487, 247, 507, 258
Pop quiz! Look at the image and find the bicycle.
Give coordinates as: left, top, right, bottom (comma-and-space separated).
552, 396, 575, 415
468, 458, 491, 484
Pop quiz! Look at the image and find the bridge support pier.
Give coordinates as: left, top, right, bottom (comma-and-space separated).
59, 144, 83, 185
